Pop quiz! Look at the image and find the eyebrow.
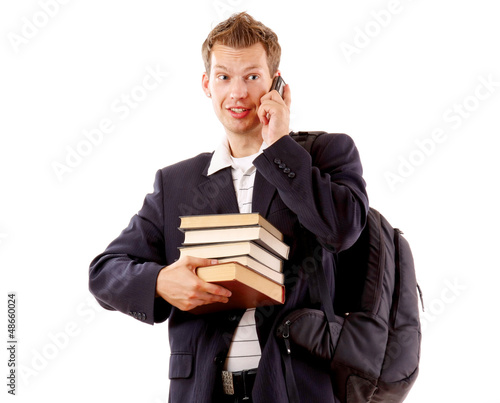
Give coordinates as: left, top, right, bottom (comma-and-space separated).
212, 64, 265, 73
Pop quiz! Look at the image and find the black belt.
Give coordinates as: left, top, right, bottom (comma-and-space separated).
222, 368, 257, 401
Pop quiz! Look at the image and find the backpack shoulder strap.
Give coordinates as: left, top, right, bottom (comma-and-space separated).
290, 131, 326, 154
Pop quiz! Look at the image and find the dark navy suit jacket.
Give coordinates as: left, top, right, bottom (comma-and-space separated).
89, 133, 368, 402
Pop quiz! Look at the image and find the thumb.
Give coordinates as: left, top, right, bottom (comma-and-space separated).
182, 256, 219, 272
194, 257, 219, 268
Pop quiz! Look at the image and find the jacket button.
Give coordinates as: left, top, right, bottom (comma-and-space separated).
288, 172, 296, 178
283, 167, 291, 174
274, 158, 281, 165
279, 163, 286, 169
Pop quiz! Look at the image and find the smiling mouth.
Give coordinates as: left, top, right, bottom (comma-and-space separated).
229, 108, 249, 113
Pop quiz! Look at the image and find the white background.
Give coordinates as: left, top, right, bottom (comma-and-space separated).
1, 1, 499, 402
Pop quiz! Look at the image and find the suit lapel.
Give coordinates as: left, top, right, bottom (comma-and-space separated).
252, 170, 277, 217
198, 165, 239, 214
197, 155, 277, 216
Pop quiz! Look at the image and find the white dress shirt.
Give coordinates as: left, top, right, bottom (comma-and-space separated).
207, 137, 268, 372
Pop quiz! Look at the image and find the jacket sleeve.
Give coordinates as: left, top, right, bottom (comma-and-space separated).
253, 133, 368, 253
88, 169, 172, 325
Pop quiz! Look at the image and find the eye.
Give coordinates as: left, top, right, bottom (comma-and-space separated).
248, 74, 259, 81
217, 74, 229, 81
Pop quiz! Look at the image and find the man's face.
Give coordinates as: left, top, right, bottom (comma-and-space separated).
202, 43, 276, 140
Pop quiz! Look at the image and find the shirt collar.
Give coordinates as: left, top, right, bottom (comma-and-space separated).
207, 136, 268, 176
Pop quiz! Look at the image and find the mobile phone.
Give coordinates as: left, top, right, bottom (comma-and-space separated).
270, 75, 286, 98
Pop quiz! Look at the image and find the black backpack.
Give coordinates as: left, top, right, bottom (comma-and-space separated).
278, 132, 422, 402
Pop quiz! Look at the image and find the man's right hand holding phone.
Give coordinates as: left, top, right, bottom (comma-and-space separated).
258, 75, 291, 146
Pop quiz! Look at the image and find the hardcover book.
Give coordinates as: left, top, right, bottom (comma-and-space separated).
190, 262, 285, 314
179, 213, 289, 315
179, 241, 284, 272
182, 225, 289, 259
218, 255, 284, 284
179, 213, 284, 241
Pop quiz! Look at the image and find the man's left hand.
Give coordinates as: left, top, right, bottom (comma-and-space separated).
258, 83, 291, 145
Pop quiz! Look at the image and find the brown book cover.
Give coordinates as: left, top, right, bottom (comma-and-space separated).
179, 213, 284, 241
189, 262, 285, 314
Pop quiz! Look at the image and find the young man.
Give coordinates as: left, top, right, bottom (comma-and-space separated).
89, 12, 368, 403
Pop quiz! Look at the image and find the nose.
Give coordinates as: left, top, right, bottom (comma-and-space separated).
230, 78, 248, 100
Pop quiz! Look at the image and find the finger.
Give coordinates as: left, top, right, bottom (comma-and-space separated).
180, 297, 225, 312
258, 91, 288, 121
262, 89, 285, 105
180, 287, 230, 311
258, 101, 271, 125
184, 256, 219, 271
199, 295, 230, 306
203, 282, 232, 298
188, 262, 232, 298
191, 287, 231, 304
199, 291, 231, 305
182, 294, 230, 311
191, 272, 232, 298
258, 98, 282, 119
176, 280, 231, 309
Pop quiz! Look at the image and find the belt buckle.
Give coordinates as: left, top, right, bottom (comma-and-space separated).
222, 370, 234, 395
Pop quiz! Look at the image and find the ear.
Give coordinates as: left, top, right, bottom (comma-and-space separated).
202, 72, 211, 97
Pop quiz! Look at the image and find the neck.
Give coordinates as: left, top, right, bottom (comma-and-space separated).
226, 132, 263, 158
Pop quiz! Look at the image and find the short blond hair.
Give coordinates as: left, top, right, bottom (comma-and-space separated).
201, 12, 281, 76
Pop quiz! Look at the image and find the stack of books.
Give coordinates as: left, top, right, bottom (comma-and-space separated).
178, 213, 289, 314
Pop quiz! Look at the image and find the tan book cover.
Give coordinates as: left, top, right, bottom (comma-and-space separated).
179, 213, 284, 241
178, 241, 283, 272
190, 262, 285, 314
182, 226, 289, 259
218, 255, 284, 284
